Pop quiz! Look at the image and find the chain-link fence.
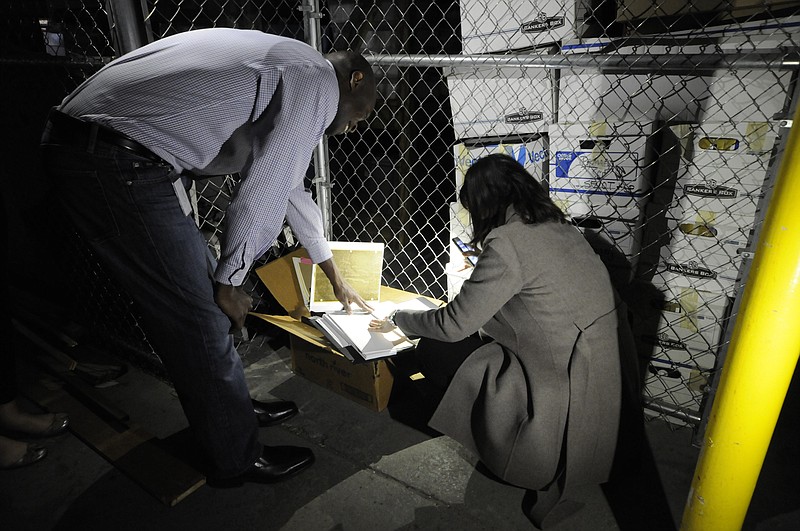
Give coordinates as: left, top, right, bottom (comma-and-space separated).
4, 0, 799, 430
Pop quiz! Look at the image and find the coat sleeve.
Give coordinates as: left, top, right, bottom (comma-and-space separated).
394, 233, 523, 342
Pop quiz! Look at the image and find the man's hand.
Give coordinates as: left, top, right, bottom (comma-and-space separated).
333, 279, 373, 314
316, 257, 373, 314
214, 282, 253, 331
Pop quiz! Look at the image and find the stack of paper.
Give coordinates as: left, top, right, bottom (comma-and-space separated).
309, 298, 438, 362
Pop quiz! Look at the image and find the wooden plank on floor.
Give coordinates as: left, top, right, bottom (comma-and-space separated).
24, 376, 206, 507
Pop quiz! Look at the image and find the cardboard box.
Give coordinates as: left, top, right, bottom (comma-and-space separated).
559, 34, 792, 124
574, 216, 643, 258
652, 251, 744, 294
633, 280, 730, 367
549, 121, 655, 220
645, 12, 800, 36
550, 190, 647, 220
459, 0, 596, 54
449, 201, 473, 266
660, 163, 767, 227
560, 37, 616, 54
453, 140, 549, 193
651, 122, 778, 220
445, 262, 474, 300
667, 122, 780, 171
289, 336, 394, 412
661, 212, 754, 276
559, 68, 790, 123
446, 66, 552, 139
644, 359, 712, 414
573, 215, 644, 277
254, 249, 436, 411
617, 1, 800, 24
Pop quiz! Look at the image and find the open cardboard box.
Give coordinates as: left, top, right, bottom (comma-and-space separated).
252, 248, 434, 412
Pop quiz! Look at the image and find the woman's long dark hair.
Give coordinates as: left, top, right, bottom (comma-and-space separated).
460, 153, 566, 248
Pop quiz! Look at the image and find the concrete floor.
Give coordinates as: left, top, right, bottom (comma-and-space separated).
1, 329, 798, 531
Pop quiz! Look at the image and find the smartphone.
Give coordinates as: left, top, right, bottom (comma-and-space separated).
453, 237, 479, 266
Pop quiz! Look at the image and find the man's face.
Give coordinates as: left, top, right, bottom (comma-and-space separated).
326, 71, 376, 136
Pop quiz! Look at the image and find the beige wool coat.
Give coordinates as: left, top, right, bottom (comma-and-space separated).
394, 212, 623, 494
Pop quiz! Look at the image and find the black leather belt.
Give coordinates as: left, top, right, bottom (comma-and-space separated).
46, 108, 167, 164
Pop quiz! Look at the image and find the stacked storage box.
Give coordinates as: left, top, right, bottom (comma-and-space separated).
446, 65, 552, 140
446, 5, 558, 299
447, 1, 795, 425
637, 121, 781, 417
559, 40, 793, 124
458, 0, 610, 54
634, 280, 729, 416
548, 121, 655, 279
653, 122, 779, 294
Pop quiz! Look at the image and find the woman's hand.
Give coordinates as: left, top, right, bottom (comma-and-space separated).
368, 318, 396, 333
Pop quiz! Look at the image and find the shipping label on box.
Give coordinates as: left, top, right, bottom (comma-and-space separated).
551, 142, 648, 193
447, 66, 552, 139
549, 121, 654, 194
454, 140, 548, 192
460, 0, 591, 53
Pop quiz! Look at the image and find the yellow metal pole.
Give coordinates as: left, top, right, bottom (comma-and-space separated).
681, 115, 800, 530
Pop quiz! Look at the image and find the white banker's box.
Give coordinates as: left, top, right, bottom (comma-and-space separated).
663, 163, 768, 229
668, 122, 780, 171
459, 0, 595, 54
559, 37, 792, 123
446, 66, 552, 140
548, 121, 655, 220
633, 280, 730, 369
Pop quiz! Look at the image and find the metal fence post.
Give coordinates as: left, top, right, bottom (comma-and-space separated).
106, 0, 151, 54
681, 110, 800, 528
301, 0, 333, 239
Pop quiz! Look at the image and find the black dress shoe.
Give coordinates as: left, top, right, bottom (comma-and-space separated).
209, 445, 314, 487
252, 399, 298, 427
0, 444, 47, 470
0, 413, 70, 439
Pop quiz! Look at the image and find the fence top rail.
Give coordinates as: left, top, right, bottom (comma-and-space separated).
366, 51, 800, 72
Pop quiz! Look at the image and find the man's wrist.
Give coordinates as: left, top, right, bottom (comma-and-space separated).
387, 310, 398, 327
